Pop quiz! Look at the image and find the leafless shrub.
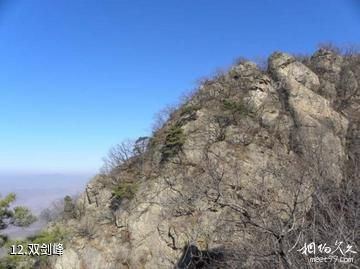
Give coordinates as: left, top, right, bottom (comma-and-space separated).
39, 194, 80, 222
233, 57, 249, 66
317, 42, 342, 54
343, 44, 360, 57
76, 217, 96, 239
195, 68, 228, 89
101, 140, 136, 174
253, 56, 268, 72
335, 66, 359, 110
167, 123, 360, 268
178, 88, 199, 106
133, 136, 150, 156
152, 104, 178, 133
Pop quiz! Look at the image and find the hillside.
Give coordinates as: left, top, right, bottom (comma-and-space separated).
48, 48, 360, 269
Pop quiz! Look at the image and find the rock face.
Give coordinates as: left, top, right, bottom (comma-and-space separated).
269, 52, 348, 184
51, 49, 360, 269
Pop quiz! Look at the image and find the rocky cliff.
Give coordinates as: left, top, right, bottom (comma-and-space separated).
52, 48, 360, 269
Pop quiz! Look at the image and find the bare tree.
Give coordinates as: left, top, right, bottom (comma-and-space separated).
152, 105, 178, 133
101, 140, 136, 174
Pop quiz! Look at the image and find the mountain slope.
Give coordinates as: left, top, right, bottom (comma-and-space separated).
52, 48, 360, 269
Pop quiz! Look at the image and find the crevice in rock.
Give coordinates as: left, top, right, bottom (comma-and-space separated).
270, 75, 303, 155
175, 244, 224, 269
345, 121, 360, 180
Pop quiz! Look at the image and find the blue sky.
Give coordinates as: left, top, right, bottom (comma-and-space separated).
0, 0, 359, 174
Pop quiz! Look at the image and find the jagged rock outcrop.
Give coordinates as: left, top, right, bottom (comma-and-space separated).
269, 52, 348, 184
51, 49, 360, 269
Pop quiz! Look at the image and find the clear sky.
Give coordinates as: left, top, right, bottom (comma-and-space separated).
0, 0, 359, 174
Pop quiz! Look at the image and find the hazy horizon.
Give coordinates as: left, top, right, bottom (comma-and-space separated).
0, 172, 92, 245
0, 173, 92, 213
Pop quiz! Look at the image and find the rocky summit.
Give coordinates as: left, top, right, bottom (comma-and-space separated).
51, 48, 360, 269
